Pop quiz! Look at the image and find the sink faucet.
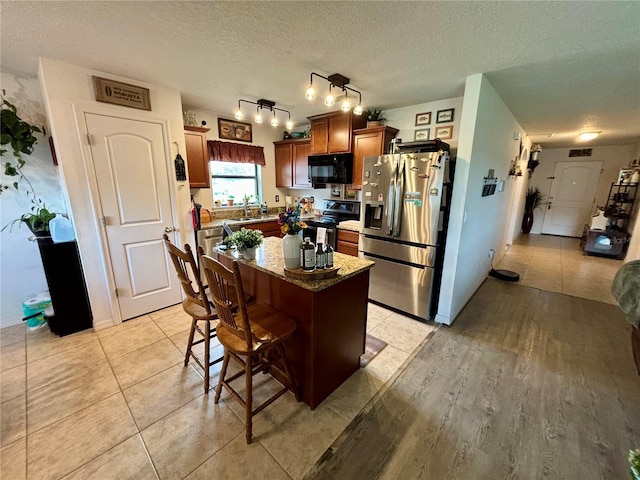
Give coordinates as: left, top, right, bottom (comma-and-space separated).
244, 194, 250, 217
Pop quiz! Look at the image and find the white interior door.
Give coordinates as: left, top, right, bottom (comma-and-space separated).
541, 161, 602, 237
85, 113, 181, 320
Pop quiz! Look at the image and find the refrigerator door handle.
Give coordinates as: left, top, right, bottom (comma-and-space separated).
392, 157, 405, 237
386, 159, 396, 235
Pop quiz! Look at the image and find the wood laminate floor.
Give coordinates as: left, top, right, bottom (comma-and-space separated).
305, 278, 640, 480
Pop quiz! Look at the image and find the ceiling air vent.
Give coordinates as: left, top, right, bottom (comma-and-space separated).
568, 149, 593, 157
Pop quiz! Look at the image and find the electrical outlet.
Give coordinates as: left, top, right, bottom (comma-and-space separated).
488, 249, 495, 258
275, 195, 280, 202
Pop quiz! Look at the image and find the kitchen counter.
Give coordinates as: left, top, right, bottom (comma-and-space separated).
200, 213, 316, 229
337, 220, 361, 232
215, 237, 373, 292
213, 236, 372, 409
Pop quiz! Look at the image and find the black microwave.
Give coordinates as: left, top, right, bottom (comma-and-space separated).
307, 153, 353, 185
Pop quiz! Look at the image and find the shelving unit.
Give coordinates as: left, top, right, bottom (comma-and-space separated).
604, 182, 637, 230
584, 182, 637, 259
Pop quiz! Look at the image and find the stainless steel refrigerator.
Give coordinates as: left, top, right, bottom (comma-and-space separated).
360, 144, 451, 320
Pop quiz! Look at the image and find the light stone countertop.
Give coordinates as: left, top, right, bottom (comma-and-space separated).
337, 220, 361, 232
214, 236, 374, 292
201, 213, 316, 230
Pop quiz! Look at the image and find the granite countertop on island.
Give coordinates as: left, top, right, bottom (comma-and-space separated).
214, 236, 374, 292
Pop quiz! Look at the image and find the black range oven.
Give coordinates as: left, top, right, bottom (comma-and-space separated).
304, 200, 360, 249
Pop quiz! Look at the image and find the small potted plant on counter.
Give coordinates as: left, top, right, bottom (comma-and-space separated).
227, 195, 235, 207
223, 227, 263, 259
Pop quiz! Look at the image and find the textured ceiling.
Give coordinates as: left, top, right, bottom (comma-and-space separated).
1, 1, 639, 149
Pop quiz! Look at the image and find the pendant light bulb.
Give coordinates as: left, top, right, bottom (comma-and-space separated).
305, 85, 316, 101
255, 112, 263, 124
353, 104, 363, 115
286, 119, 294, 130
341, 98, 351, 112
234, 109, 243, 120
324, 93, 335, 107
271, 115, 279, 127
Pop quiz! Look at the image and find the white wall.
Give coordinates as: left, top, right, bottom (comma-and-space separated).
384, 97, 464, 150
436, 74, 528, 325
38, 58, 190, 330
527, 145, 636, 234
0, 72, 66, 328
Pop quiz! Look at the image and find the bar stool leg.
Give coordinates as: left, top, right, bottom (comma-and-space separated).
215, 351, 230, 403
184, 319, 197, 366
245, 355, 253, 444
203, 321, 211, 393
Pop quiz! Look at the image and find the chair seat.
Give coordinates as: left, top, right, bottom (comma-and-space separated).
216, 304, 297, 355
182, 298, 217, 321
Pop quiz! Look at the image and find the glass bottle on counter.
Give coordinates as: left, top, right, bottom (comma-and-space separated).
325, 244, 334, 268
301, 237, 316, 272
316, 242, 326, 269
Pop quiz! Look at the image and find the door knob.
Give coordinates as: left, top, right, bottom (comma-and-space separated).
164, 226, 174, 233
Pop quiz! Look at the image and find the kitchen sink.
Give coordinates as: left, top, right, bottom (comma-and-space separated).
230, 215, 275, 222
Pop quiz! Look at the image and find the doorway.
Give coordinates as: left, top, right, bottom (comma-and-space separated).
541, 161, 602, 237
84, 113, 181, 320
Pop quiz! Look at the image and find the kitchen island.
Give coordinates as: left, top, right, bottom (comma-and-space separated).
214, 236, 374, 409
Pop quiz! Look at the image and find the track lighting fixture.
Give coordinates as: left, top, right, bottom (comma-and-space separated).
234, 99, 294, 130
305, 72, 364, 115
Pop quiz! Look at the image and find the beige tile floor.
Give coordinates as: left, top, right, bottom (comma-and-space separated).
0, 302, 436, 480
495, 233, 625, 304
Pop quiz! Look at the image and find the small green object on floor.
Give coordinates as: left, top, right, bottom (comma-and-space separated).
360, 334, 388, 367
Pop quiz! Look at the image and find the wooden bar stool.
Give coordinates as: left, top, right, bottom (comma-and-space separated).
200, 254, 300, 444
163, 234, 221, 393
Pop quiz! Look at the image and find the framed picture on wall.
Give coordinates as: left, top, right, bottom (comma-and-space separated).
415, 112, 431, 126
434, 125, 453, 140
217, 118, 253, 143
436, 108, 454, 123
414, 128, 430, 141
330, 184, 343, 199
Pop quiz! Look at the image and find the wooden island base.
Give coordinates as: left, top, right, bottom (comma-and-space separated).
215, 238, 373, 409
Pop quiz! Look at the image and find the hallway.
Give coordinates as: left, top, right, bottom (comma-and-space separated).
495, 233, 625, 304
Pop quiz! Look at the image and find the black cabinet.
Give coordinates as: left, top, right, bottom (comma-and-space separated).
37, 239, 93, 336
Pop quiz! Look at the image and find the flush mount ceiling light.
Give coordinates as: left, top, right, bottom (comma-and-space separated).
305, 72, 363, 115
579, 132, 600, 141
234, 99, 294, 130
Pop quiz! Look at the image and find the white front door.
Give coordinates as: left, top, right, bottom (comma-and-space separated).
85, 113, 181, 320
541, 161, 602, 237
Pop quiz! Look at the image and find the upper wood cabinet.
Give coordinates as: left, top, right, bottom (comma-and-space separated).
308, 111, 367, 155
352, 126, 399, 190
184, 126, 210, 188
274, 138, 311, 188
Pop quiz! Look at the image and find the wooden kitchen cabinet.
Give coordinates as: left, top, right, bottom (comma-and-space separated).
245, 220, 282, 238
352, 126, 399, 190
184, 126, 211, 188
274, 138, 311, 188
337, 229, 360, 257
307, 111, 367, 155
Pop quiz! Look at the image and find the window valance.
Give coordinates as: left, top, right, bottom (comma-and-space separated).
207, 140, 265, 166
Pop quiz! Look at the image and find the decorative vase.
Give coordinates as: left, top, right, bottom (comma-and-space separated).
531, 151, 539, 161
367, 121, 381, 128
522, 209, 534, 234
282, 232, 303, 269
242, 246, 257, 260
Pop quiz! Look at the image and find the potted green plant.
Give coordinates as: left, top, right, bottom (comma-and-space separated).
227, 195, 235, 206
522, 187, 544, 234
366, 109, 385, 128
0, 91, 60, 236
223, 228, 263, 259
